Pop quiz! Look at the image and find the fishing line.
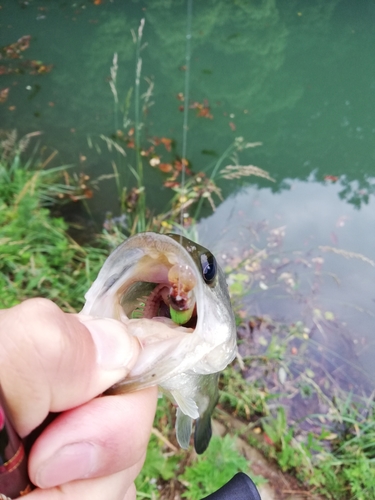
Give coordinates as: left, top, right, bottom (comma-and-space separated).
179, 0, 193, 233
176, 0, 192, 303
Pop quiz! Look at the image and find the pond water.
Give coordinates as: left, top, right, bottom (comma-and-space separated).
1, 1, 374, 387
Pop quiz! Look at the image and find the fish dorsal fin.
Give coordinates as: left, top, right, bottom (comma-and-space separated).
176, 407, 193, 449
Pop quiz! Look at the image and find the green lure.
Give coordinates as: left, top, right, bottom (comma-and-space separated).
169, 305, 194, 325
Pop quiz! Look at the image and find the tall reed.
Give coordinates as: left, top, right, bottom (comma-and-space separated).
134, 18, 146, 232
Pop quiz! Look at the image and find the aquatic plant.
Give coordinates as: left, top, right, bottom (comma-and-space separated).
81, 11, 276, 239
0, 130, 106, 311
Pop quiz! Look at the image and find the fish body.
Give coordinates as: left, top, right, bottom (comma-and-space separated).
81, 232, 237, 453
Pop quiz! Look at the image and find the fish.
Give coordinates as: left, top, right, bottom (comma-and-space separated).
81, 232, 237, 453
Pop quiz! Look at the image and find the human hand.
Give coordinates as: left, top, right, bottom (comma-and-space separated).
0, 298, 157, 500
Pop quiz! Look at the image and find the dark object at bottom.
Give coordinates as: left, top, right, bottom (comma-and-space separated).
0, 394, 32, 498
202, 472, 261, 500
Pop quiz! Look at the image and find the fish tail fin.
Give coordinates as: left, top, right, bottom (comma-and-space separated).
194, 410, 213, 454
176, 407, 193, 449
194, 372, 220, 454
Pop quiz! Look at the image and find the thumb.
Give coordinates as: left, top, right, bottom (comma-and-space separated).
0, 298, 139, 437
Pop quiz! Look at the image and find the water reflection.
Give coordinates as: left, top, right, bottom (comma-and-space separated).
199, 180, 375, 385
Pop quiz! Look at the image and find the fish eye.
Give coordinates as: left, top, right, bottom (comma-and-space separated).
200, 252, 217, 284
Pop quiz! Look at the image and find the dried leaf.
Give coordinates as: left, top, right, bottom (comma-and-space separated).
324, 311, 335, 321
160, 137, 172, 151
0, 87, 10, 104
159, 163, 173, 173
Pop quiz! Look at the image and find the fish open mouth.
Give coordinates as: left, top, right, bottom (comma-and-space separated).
107, 254, 203, 386
81, 232, 219, 340
119, 261, 199, 330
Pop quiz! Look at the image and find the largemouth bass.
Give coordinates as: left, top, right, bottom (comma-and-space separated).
81, 232, 237, 453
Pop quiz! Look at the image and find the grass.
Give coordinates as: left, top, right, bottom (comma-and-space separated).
0, 130, 106, 311
135, 394, 261, 500
257, 401, 375, 499
179, 435, 251, 499
218, 320, 375, 499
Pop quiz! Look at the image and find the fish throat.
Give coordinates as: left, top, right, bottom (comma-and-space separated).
119, 254, 199, 329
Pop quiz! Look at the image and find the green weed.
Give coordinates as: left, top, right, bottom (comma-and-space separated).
262, 407, 316, 475
93, 23, 273, 237
179, 434, 251, 500
135, 434, 180, 499
251, 376, 375, 498
220, 365, 272, 420
0, 131, 106, 310
136, 396, 265, 499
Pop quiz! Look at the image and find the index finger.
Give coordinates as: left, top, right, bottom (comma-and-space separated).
0, 298, 139, 437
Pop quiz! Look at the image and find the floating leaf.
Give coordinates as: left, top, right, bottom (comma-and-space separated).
164, 181, 180, 188
324, 311, 335, 321
158, 163, 173, 173
324, 175, 339, 182
305, 368, 315, 378
229, 281, 244, 295
0, 88, 10, 104
160, 137, 172, 151
313, 308, 322, 319
190, 99, 213, 119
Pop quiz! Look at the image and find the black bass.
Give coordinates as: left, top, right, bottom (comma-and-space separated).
81, 232, 237, 453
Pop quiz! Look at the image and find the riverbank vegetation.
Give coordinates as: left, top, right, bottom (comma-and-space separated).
0, 130, 107, 310
1, 130, 375, 499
